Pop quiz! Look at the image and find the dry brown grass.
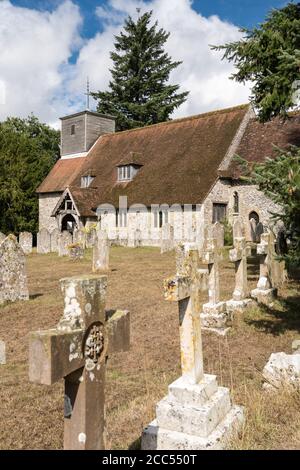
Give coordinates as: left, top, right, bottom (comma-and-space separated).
0, 247, 299, 450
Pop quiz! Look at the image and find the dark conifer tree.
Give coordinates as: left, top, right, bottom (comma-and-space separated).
92, 11, 189, 130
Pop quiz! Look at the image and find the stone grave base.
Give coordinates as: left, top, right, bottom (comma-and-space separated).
251, 288, 277, 305
226, 298, 253, 314
142, 374, 244, 450
200, 302, 231, 335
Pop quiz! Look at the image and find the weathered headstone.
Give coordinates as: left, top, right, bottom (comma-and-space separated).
256, 222, 264, 243
58, 231, 73, 257
249, 218, 257, 242
251, 230, 277, 305
29, 275, 130, 450
50, 228, 60, 253
93, 231, 109, 272
0, 235, 29, 305
160, 223, 174, 254
200, 237, 230, 335
68, 244, 84, 260
37, 228, 51, 254
211, 221, 224, 248
263, 352, 300, 391
86, 227, 96, 248
19, 232, 33, 255
232, 216, 245, 239
73, 229, 85, 248
142, 244, 244, 450
0, 340, 6, 365
227, 219, 252, 313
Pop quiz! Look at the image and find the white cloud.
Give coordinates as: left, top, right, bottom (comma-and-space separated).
72, 0, 250, 119
0, 0, 250, 126
0, 0, 82, 124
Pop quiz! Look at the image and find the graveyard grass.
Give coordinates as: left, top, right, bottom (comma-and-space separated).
0, 247, 299, 450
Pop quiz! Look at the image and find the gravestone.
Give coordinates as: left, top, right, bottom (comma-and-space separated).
86, 227, 96, 249
200, 237, 230, 335
232, 216, 245, 239
160, 223, 174, 254
0, 235, 29, 305
73, 229, 85, 247
19, 232, 33, 255
249, 218, 257, 242
68, 244, 84, 260
50, 229, 60, 253
142, 244, 244, 450
59, 231, 72, 257
262, 352, 300, 391
211, 222, 224, 248
29, 275, 130, 450
93, 231, 109, 272
251, 230, 277, 305
0, 340, 5, 365
37, 228, 51, 254
0, 232, 5, 244
227, 219, 252, 313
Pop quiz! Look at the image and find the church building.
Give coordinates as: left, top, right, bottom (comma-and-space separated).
37, 104, 300, 246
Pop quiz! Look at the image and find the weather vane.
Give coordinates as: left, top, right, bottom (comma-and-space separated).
85, 77, 90, 111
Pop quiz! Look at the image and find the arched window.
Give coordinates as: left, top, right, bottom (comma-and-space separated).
233, 191, 239, 214
249, 211, 259, 224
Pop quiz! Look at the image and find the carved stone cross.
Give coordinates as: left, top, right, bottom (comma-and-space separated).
229, 218, 250, 302
164, 244, 208, 385
29, 275, 130, 450
200, 237, 229, 334
251, 230, 277, 304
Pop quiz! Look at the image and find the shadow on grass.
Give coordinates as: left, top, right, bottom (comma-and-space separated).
29, 293, 43, 300
128, 437, 141, 450
246, 294, 300, 335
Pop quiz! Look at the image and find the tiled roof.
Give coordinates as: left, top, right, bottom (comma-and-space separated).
65, 104, 249, 213
37, 157, 85, 193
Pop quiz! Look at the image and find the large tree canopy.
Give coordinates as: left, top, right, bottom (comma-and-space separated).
0, 115, 60, 235
92, 11, 189, 131
212, 2, 300, 122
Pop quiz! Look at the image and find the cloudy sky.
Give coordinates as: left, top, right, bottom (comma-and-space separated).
0, 0, 289, 127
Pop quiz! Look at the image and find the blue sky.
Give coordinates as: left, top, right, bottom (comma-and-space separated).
0, 0, 292, 126
11, 0, 289, 34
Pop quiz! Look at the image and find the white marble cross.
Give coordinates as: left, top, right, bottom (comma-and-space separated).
164, 244, 208, 385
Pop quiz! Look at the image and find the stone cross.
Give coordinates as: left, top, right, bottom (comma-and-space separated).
37, 228, 51, 254
200, 237, 229, 334
59, 231, 72, 257
29, 275, 130, 450
229, 219, 250, 302
251, 230, 277, 304
164, 244, 208, 384
161, 223, 174, 254
93, 230, 109, 272
0, 235, 29, 305
19, 232, 33, 255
